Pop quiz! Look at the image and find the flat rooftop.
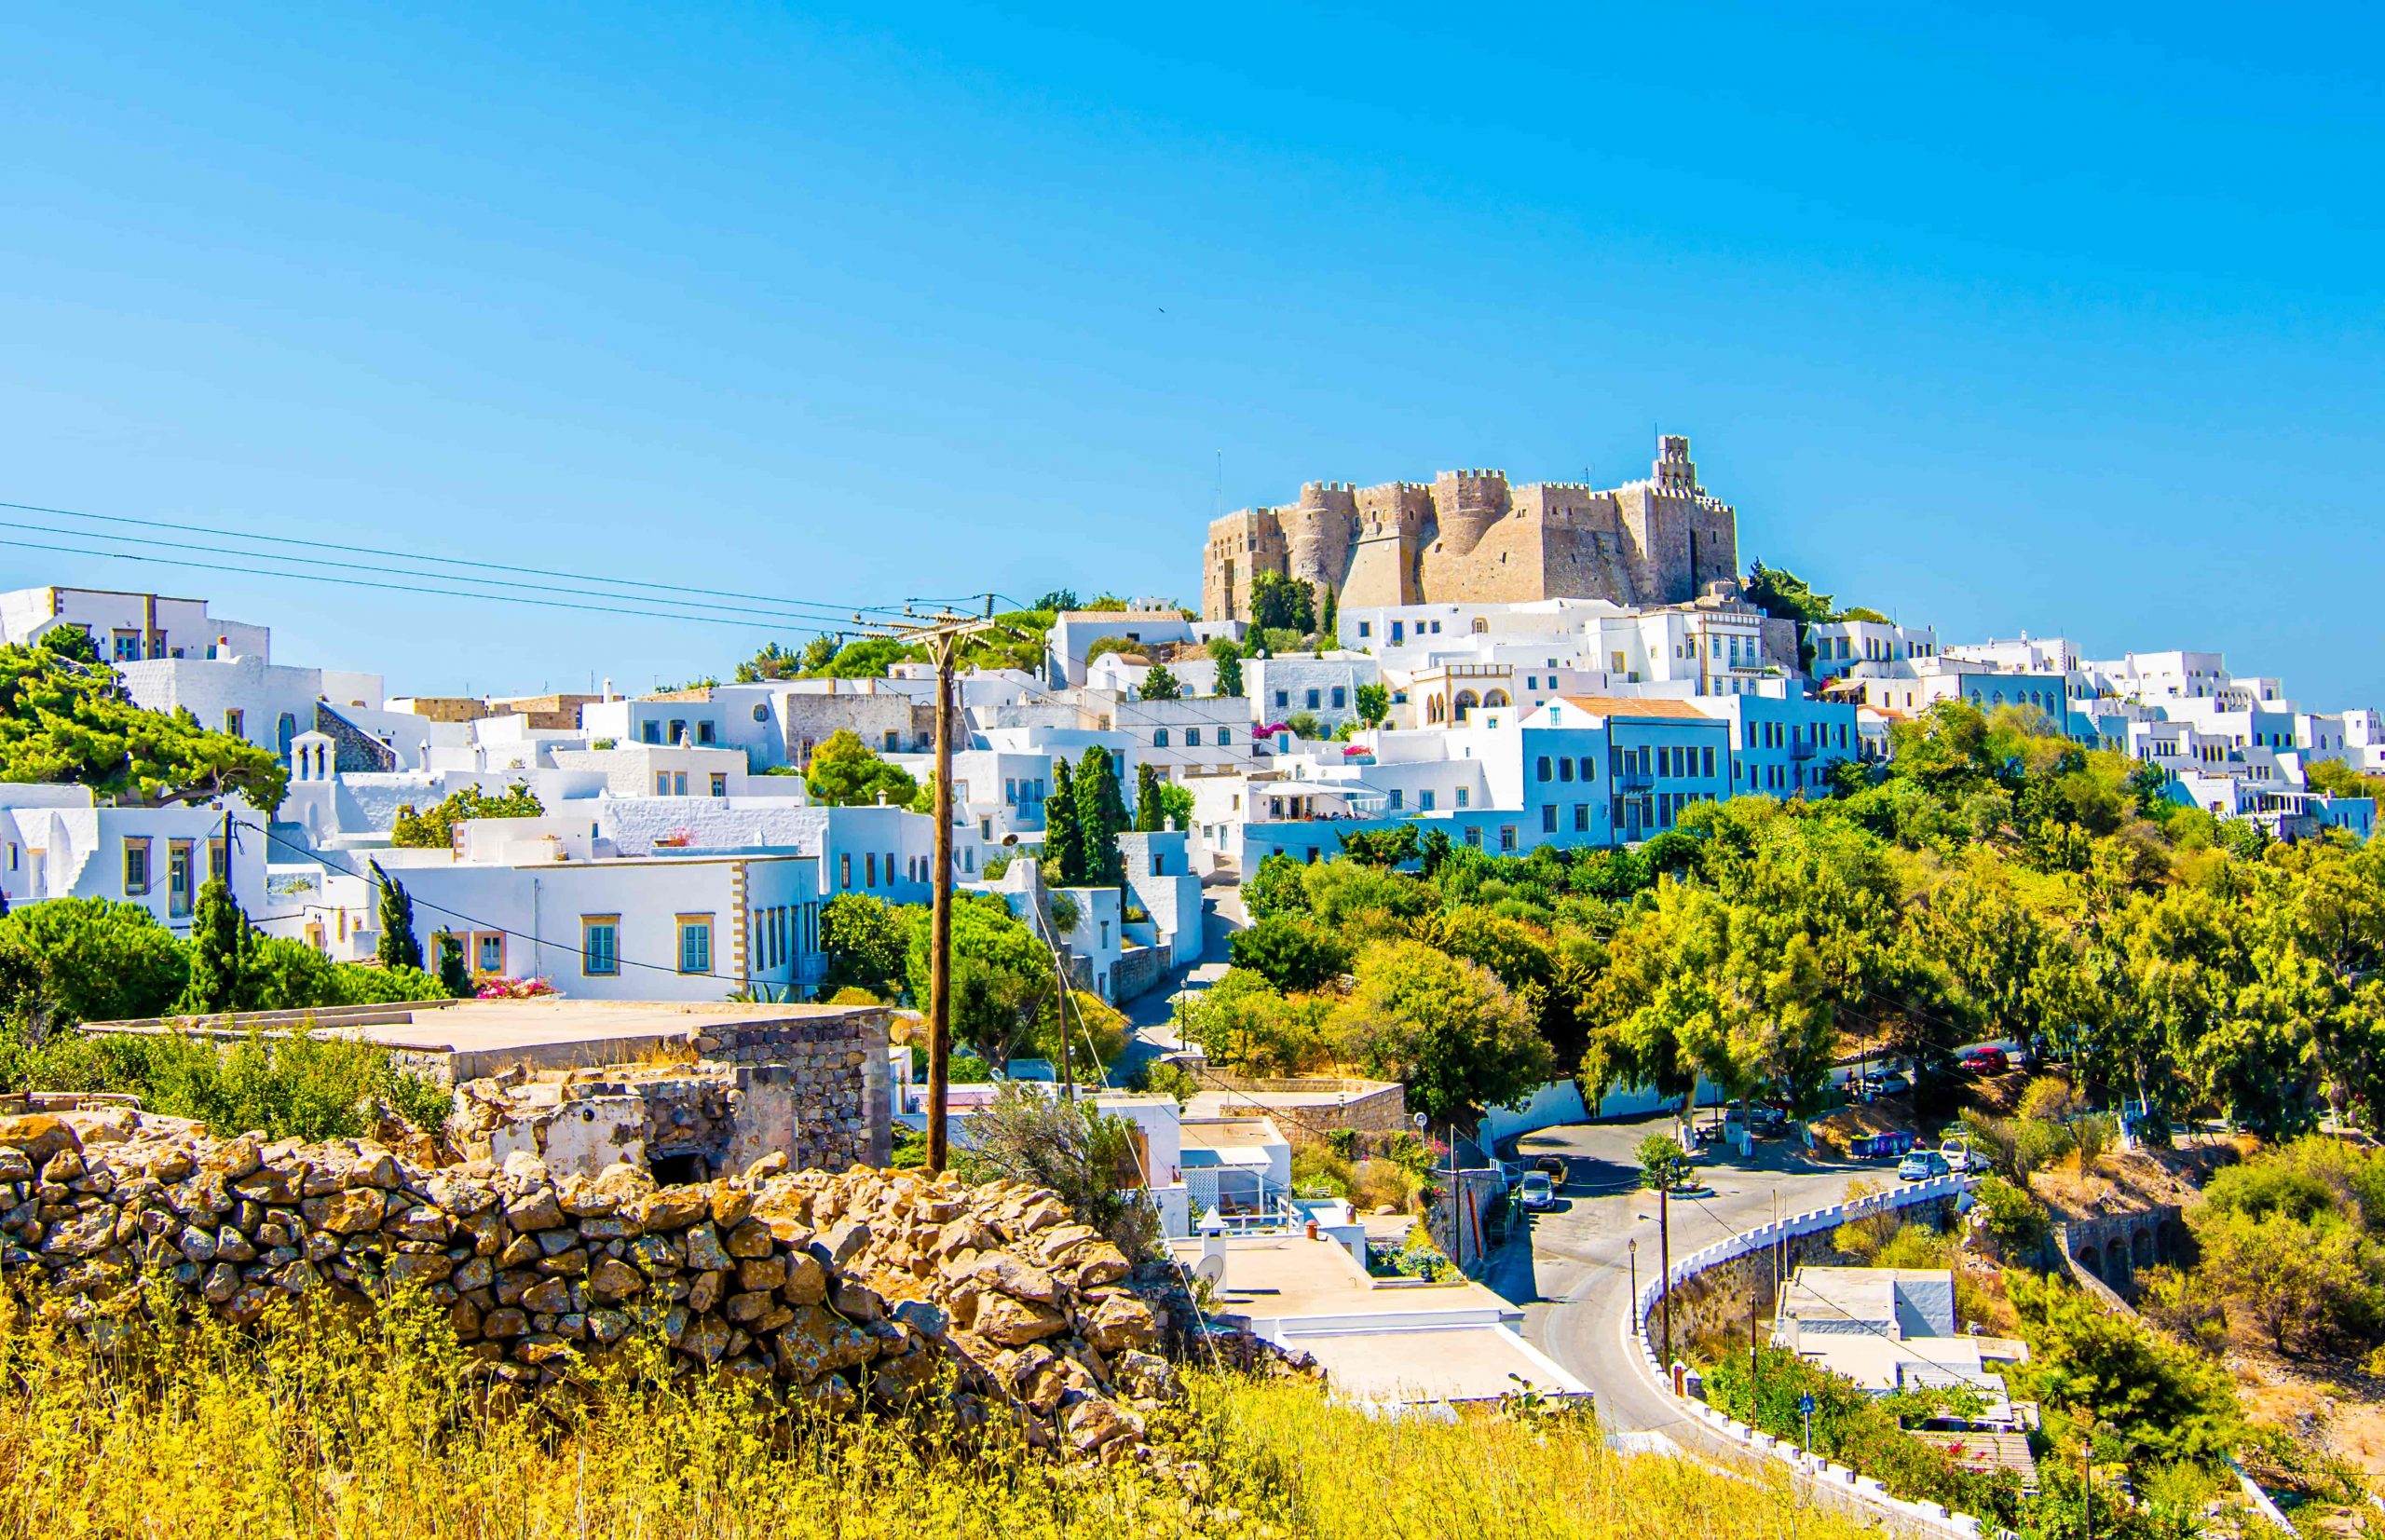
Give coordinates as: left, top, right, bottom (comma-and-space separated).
80, 999, 887, 1079
1181, 1117, 1287, 1152
1167, 1233, 1585, 1405
1296, 1325, 1584, 1406
1167, 1233, 1514, 1325
1776, 1265, 1952, 1324
1186, 1086, 1392, 1120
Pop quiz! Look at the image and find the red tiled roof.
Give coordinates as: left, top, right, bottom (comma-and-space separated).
1552, 695, 1715, 722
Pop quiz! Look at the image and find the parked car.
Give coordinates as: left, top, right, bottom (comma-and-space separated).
1724, 1104, 1790, 1138
1515, 1172, 1557, 1211
1533, 1155, 1568, 1190
1898, 1150, 1954, 1182
1958, 1047, 2010, 1075
1939, 1140, 1982, 1174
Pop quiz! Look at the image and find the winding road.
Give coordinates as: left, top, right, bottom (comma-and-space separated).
1490, 1114, 1880, 1442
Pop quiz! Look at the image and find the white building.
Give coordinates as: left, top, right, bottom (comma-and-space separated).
0, 785, 268, 935
114, 652, 386, 765
1045, 610, 1198, 687
274, 813, 826, 1002
1809, 618, 1938, 681
1, 585, 269, 663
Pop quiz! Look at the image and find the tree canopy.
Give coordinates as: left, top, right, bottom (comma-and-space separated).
0, 644, 288, 812
1186, 693, 2385, 1145
803, 729, 919, 808
390, 782, 545, 848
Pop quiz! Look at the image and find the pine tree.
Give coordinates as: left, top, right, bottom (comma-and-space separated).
1211, 640, 1244, 699
1135, 762, 1164, 833
1074, 746, 1129, 888
1138, 663, 1182, 702
180, 879, 249, 1014
434, 931, 472, 997
373, 861, 423, 972
1044, 757, 1083, 885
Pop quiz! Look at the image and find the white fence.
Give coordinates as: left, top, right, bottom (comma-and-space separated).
1627, 1174, 1995, 1539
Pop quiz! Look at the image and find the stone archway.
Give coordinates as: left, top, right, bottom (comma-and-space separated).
2078, 1243, 2101, 1278
2133, 1228, 2156, 1267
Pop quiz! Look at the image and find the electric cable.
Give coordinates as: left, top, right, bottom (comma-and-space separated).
0, 496, 915, 620
0, 516, 874, 629
0, 535, 855, 636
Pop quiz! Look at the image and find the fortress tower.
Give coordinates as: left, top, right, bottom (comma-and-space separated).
1281, 482, 1358, 591
1426, 469, 1510, 558
1199, 436, 1738, 622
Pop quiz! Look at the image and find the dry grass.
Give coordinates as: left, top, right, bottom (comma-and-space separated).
0, 1288, 1879, 1540
1205, 1375, 1880, 1540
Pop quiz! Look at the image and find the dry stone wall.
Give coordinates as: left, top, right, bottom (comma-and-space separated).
0, 1103, 1175, 1459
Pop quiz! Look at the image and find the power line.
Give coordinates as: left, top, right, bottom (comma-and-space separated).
0, 516, 876, 629
0, 496, 904, 621
0, 534, 857, 635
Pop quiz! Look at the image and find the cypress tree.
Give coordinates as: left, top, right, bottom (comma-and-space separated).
1212, 641, 1244, 699
434, 932, 471, 997
1044, 757, 1083, 885
1135, 762, 1164, 833
373, 860, 424, 972
1074, 746, 1129, 888
1318, 585, 1338, 644
180, 879, 248, 1014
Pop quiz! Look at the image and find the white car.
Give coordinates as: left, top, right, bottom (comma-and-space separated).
1515, 1172, 1556, 1211
1940, 1141, 1982, 1174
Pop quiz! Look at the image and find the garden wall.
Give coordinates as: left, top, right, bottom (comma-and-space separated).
0, 1104, 1177, 1458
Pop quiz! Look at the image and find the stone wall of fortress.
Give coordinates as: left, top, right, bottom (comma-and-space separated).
1202, 435, 1739, 621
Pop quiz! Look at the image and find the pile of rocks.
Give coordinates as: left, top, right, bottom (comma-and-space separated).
0, 1104, 1174, 1460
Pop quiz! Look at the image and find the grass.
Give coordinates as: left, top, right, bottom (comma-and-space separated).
0, 1288, 1883, 1540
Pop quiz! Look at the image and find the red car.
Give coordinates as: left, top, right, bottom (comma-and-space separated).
1959, 1047, 2010, 1075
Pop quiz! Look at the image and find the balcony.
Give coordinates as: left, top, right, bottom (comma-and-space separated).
1790, 741, 1818, 761
1612, 772, 1655, 793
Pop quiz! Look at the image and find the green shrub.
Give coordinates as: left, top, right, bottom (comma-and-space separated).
2012, 1117, 2075, 1175
1971, 1175, 2049, 1260
1701, 1344, 2022, 1525
0, 1028, 450, 1141
1635, 1132, 1689, 1192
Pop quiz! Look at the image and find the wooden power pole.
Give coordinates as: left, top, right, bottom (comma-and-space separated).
850, 600, 1018, 1175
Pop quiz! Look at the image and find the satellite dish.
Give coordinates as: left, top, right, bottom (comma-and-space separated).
1192, 1252, 1227, 1289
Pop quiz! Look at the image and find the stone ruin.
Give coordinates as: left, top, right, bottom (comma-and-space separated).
0, 1097, 1179, 1460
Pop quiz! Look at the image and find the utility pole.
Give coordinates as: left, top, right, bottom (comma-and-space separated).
927, 636, 956, 1172
1659, 1179, 1674, 1385
848, 599, 1021, 1174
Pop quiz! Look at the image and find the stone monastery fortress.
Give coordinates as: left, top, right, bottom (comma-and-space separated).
1202, 434, 1740, 620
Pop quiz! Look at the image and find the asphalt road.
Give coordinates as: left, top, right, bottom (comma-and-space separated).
1491, 1113, 1884, 1441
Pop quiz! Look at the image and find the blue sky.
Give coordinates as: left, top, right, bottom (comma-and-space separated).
3, 3, 2378, 703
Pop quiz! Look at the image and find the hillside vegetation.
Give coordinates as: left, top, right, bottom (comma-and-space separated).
1151, 699, 2385, 1141
0, 1292, 1877, 1540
